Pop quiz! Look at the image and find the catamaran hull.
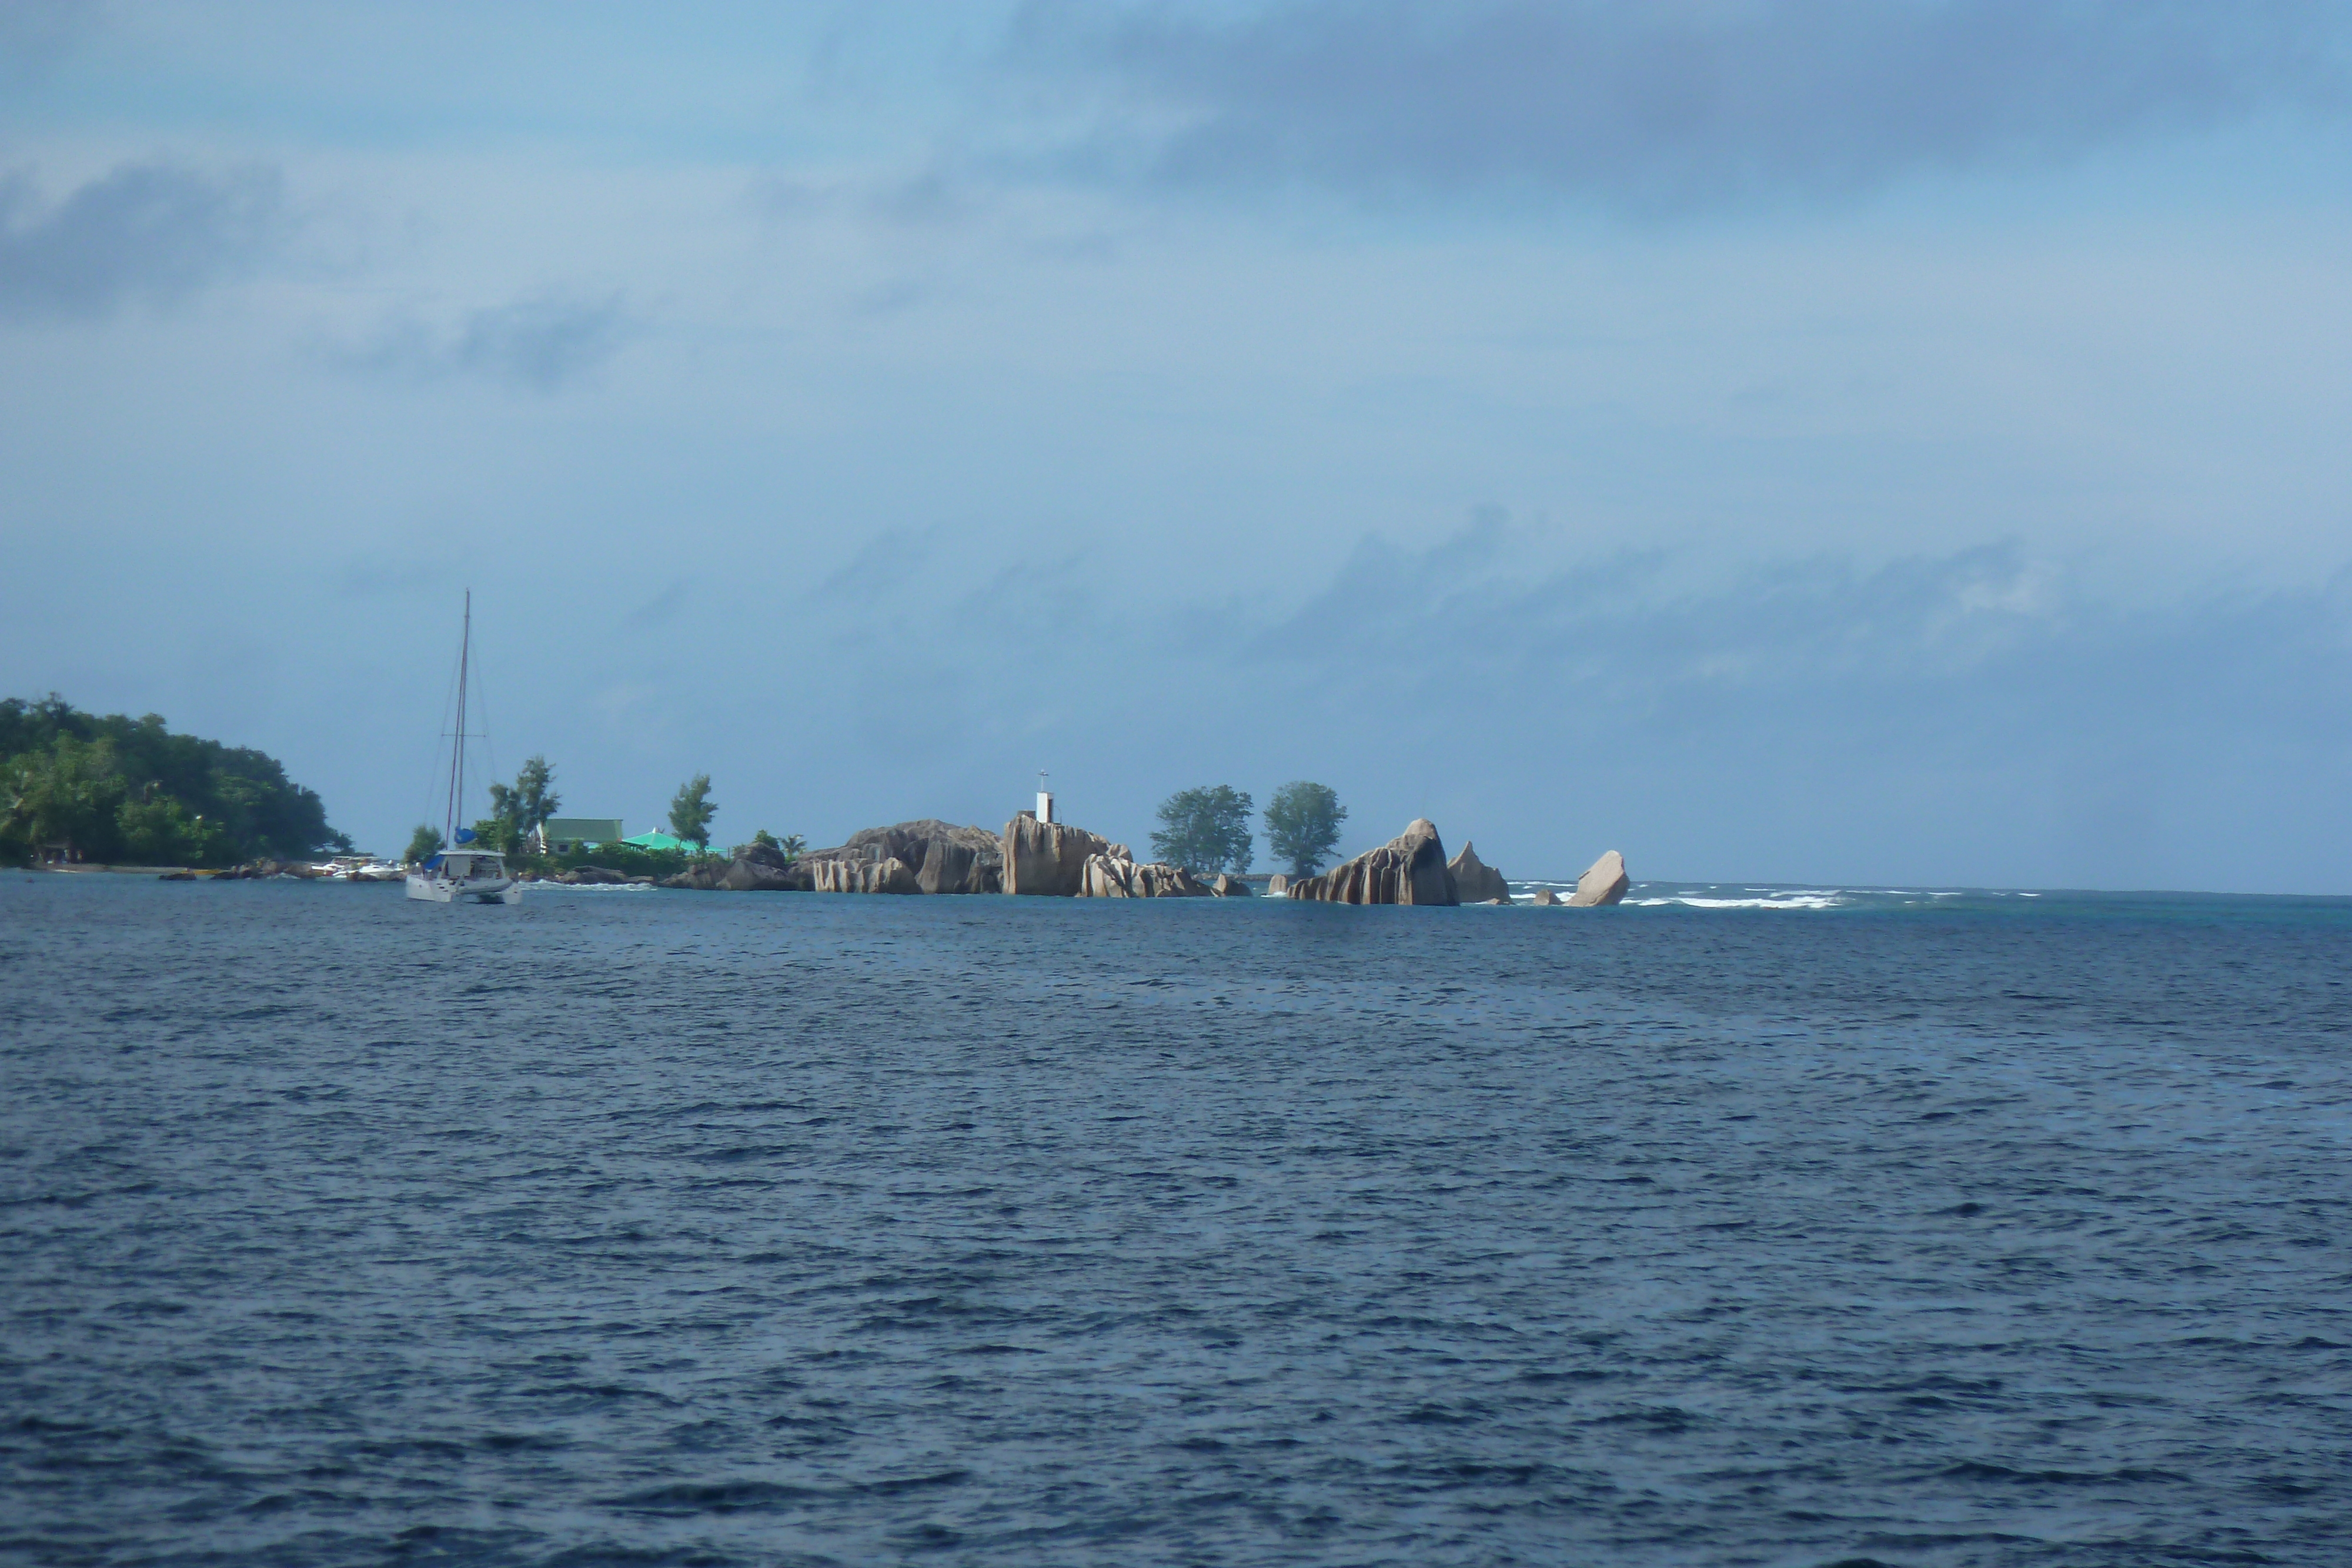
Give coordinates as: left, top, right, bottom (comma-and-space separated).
405, 872, 522, 904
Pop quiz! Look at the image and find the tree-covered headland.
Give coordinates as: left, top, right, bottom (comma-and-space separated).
0, 696, 348, 867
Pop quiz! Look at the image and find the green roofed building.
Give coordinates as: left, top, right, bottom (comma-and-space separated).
622, 830, 697, 852
538, 817, 623, 854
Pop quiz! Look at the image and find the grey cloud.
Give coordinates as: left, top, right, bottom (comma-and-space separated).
851, 278, 927, 316
870, 170, 980, 227
753, 519, 2352, 886
1228, 523, 2352, 818
754, 169, 980, 229
1014, 0, 2352, 210
1255, 530, 2063, 688
821, 529, 938, 601
334, 558, 443, 597
626, 579, 692, 630
455, 293, 633, 390
0, 0, 100, 85
336, 292, 634, 392
0, 161, 286, 319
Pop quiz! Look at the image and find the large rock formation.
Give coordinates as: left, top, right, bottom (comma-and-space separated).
1446, 841, 1511, 904
1210, 874, 1253, 897
915, 838, 980, 895
810, 855, 920, 895
1567, 850, 1630, 907
718, 852, 808, 891
1002, 812, 1111, 896
1264, 872, 1290, 897
1077, 851, 1214, 898
1287, 819, 1459, 905
800, 820, 1001, 895
1531, 887, 1561, 906
659, 818, 1020, 896
663, 839, 813, 891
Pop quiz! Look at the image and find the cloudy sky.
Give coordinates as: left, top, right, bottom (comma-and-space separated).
6, 1, 2352, 890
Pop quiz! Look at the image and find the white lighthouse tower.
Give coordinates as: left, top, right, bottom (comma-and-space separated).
1035, 768, 1054, 824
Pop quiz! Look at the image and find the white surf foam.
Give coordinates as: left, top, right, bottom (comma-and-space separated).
1628, 892, 1849, 911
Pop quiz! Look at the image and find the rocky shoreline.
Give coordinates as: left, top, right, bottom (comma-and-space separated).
655, 810, 1629, 908
126, 815, 1629, 908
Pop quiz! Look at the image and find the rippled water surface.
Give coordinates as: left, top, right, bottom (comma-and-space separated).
4, 874, 2350, 1567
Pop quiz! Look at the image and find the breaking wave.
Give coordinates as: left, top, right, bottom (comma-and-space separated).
1628, 890, 1852, 910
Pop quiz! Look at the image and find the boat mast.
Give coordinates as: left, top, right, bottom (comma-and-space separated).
445, 590, 470, 846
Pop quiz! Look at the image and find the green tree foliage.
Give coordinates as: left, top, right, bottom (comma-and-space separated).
0, 696, 343, 866
552, 840, 686, 879
119, 790, 228, 865
2, 735, 124, 861
1264, 780, 1347, 878
669, 773, 717, 849
405, 824, 445, 865
749, 830, 809, 862
484, 784, 524, 849
477, 756, 562, 855
1151, 785, 1255, 873
513, 755, 559, 838
482, 755, 560, 851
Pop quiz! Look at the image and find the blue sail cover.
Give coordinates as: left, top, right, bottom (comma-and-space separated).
454, 827, 477, 844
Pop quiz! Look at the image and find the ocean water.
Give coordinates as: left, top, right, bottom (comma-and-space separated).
3, 874, 2348, 1568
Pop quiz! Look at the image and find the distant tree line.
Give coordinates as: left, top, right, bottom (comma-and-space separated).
0, 695, 347, 867
407, 751, 1359, 884
405, 761, 751, 868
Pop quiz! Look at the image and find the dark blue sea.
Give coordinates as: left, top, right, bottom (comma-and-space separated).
4, 874, 2350, 1567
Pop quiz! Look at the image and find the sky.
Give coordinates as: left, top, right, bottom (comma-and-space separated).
6, 0, 2352, 891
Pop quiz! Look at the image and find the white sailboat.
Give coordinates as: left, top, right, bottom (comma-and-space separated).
407, 591, 522, 905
